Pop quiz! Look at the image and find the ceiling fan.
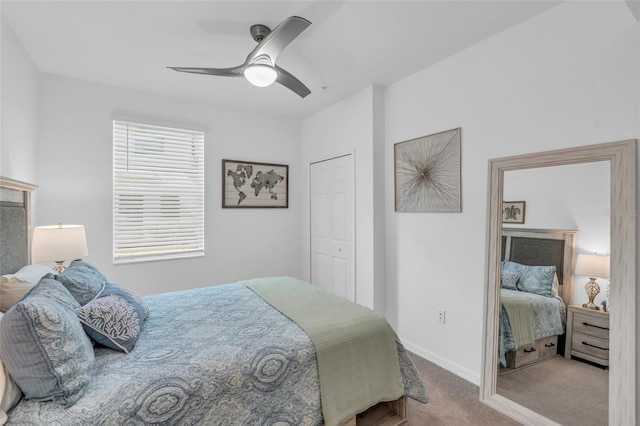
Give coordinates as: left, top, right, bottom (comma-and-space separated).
169, 16, 312, 98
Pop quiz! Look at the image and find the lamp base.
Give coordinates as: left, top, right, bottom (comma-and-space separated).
52, 261, 66, 274
583, 277, 601, 310
582, 302, 601, 310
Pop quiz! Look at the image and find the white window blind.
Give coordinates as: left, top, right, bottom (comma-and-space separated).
113, 120, 204, 263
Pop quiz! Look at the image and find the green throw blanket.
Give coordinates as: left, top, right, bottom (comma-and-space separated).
242, 277, 404, 426
501, 289, 535, 348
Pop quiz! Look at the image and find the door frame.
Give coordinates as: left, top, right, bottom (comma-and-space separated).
309, 149, 356, 301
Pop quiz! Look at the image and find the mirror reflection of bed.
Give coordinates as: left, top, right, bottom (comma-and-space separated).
496, 163, 610, 426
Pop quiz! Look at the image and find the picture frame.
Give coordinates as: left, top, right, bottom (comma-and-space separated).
222, 159, 288, 208
394, 127, 461, 212
502, 200, 526, 224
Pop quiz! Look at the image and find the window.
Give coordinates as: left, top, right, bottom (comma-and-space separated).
113, 120, 204, 263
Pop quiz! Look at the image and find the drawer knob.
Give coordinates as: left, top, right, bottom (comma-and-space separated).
523, 348, 536, 353
544, 342, 556, 348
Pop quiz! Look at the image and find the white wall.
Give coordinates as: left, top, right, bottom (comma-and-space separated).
503, 162, 611, 307
384, 1, 638, 384
300, 85, 386, 311
0, 16, 39, 185
35, 74, 303, 295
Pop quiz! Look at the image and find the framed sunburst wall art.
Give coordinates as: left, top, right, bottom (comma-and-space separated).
394, 128, 461, 213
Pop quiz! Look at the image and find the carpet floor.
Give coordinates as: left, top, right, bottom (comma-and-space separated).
496, 356, 607, 426
406, 353, 520, 425
404, 352, 608, 425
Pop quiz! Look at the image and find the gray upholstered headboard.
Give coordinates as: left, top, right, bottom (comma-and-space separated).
0, 177, 38, 275
501, 228, 577, 307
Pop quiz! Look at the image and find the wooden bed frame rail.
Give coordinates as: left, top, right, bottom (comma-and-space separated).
337, 396, 407, 426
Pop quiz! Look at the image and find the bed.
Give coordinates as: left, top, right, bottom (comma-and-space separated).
498, 228, 577, 370
0, 177, 427, 426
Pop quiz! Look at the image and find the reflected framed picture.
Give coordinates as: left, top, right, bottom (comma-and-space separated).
222, 159, 288, 208
503, 201, 526, 224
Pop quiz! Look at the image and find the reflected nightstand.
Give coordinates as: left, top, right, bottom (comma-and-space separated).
565, 304, 609, 367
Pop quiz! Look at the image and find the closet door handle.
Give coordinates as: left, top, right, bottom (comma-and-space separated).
582, 322, 609, 331
581, 341, 609, 351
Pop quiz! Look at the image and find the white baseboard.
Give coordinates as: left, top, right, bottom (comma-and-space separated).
401, 338, 481, 386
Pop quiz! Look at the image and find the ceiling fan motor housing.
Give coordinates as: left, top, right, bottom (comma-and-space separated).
250, 24, 271, 42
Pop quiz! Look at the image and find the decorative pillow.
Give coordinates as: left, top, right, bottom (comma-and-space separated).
0, 277, 94, 407
500, 271, 520, 290
113, 283, 150, 320
0, 313, 23, 422
76, 283, 149, 353
502, 261, 556, 297
55, 259, 108, 306
0, 265, 56, 312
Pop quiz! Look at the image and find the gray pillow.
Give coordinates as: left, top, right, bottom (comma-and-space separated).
76, 283, 149, 353
502, 260, 556, 297
0, 277, 94, 407
55, 259, 107, 305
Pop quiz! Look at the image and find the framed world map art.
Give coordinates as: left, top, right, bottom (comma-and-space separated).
394, 127, 461, 212
222, 159, 289, 208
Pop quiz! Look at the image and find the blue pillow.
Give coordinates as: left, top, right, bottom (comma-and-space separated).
76, 283, 149, 353
500, 271, 520, 290
501, 261, 556, 297
55, 259, 108, 305
0, 277, 94, 406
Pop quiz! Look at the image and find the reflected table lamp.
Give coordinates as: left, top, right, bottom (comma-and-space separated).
32, 224, 88, 273
574, 253, 610, 311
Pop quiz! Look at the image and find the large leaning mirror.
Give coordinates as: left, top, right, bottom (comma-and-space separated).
480, 140, 636, 426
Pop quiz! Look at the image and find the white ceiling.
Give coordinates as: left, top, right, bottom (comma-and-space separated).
2, 1, 561, 119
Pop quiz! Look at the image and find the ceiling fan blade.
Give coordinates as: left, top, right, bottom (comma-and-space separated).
168, 66, 245, 77
275, 66, 311, 98
246, 16, 311, 64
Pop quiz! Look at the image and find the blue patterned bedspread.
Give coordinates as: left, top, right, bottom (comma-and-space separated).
8, 283, 426, 425
499, 289, 566, 367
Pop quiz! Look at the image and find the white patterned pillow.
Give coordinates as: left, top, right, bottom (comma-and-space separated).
76, 283, 148, 353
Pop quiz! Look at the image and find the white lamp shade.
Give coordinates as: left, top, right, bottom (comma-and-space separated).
244, 64, 277, 87
32, 225, 88, 262
575, 253, 610, 279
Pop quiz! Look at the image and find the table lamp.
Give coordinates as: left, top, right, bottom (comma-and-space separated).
574, 253, 610, 310
32, 224, 88, 273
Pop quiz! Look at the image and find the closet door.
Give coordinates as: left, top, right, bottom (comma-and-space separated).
309, 154, 354, 301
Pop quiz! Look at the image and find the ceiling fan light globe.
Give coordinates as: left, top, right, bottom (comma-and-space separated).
244, 64, 277, 87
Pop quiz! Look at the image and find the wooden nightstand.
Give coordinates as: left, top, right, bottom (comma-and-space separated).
565, 304, 609, 367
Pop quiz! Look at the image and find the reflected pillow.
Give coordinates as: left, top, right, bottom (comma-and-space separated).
501, 261, 556, 298
500, 271, 520, 290
76, 283, 149, 353
552, 273, 560, 298
0, 277, 94, 407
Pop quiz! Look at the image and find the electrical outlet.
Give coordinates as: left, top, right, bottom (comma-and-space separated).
438, 309, 446, 324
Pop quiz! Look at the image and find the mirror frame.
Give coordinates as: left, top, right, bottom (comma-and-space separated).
480, 139, 636, 425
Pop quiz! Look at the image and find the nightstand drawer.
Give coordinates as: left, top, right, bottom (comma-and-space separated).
573, 312, 609, 339
572, 331, 609, 360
